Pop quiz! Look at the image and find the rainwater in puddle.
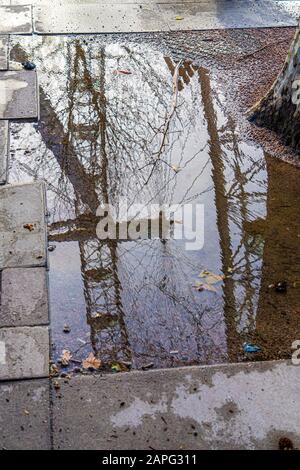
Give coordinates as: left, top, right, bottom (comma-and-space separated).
8, 35, 300, 370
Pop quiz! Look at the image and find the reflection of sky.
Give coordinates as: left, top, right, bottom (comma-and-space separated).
8, 35, 269, 368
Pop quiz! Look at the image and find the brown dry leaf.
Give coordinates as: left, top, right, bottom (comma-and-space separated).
49, 363, 59, 377
23, 223, 34, 232
60, 349, 72, 366
82, 353, 102, 370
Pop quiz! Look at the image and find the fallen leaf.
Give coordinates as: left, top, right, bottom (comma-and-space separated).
23, 223, 34, 232
111, 361, 128, 372
193, 281, 217, 293
60, 349, 72, 367
199, 270, 224, 284
53, 380, 60, 391
175, 16, 184, 21
171, 165, 181, 173
82, 353, 102, 370
49, 363, 59, 377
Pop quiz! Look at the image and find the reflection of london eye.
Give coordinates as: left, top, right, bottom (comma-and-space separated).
10, 37, 295, 366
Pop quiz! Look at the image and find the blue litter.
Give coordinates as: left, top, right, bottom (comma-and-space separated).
22, 61, 36, 71
243, 342, 261, 353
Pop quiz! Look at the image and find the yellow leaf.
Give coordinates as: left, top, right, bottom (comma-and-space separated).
193, 281, 217, 293
175, 16, 184, 21
199, 270, 224, 284
171, 165, 181, 173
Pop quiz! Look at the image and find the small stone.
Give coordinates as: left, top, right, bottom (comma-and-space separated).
275, 281, 287, 293
278, 437, 294, 450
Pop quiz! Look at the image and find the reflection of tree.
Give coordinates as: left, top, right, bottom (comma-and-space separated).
10, 36, 296, 367
198, 67, 239, 361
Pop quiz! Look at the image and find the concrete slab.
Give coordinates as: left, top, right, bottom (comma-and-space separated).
0, 378, 51, 450
0, 182, 47, 269
0, 36, 8, 71
52, 361, 300, 450
33, 4, 169, 33
0, 70, 39, 120
0, 120, 8, 185
0, 326, 49, 380
0, 267, 49, 327
0, 5, 33, 35
276, 1, 300, 18
159, 0, 296, 31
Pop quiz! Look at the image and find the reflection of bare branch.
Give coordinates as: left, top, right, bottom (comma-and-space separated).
142, 60, 182, 185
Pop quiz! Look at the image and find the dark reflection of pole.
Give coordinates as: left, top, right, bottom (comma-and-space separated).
254, 156, 300, 358
198, 67, 239, 361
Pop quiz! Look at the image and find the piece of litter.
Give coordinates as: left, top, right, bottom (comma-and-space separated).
243, 342, 261, 353
115, 69, 132, 75
22, 61, 36, 71
63, 324, 71, 334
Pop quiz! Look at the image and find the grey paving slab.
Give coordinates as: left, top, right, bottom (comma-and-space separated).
0, 120, 8, 185
0, 182, 47, 269
0, 267, 49, 327
32, 0, 297, 33
33, 3, 169, 33
52, 361, 300, 450
0, 5, 33, 35
0, 326, 49, 380
159, 0, 296, 31
276, 1, 300, 18
0, 70, 39, 120
0, 36, 8, 71
0, 378, 51, 450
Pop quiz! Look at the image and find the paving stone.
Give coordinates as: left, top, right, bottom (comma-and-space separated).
158, 0, 296, 31
0, 5, 33, 35
0, 182, 47, 269
0, 36, 8, 71
0, 378, 51, 450
33, 4, 169, 33
0, 120, 8, 185
0, 267, 49, 327
52, 361, 300, 450
0, 326, 49, 380
0, 70, 39, 120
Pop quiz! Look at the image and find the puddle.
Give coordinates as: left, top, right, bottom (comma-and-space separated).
8, 35, 300, 371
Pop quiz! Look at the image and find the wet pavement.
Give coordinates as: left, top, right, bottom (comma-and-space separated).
7, 33, 300, 373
